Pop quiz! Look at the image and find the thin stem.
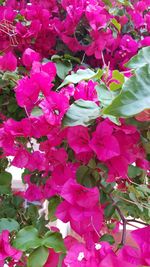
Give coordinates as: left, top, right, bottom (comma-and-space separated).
109, 195, 127, 246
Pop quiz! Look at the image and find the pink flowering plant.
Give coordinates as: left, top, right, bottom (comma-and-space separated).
0, 0, 150, 266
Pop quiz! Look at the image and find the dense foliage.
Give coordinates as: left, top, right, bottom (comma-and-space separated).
0, 0, 150, 266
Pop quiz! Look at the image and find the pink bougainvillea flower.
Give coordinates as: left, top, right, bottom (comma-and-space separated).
45, 147, 68, 170
129, 10, 145, 28
39, 91, 69, 125
44, 163, 75, 198
86, 30, 114, 59
0, 230, 22, 263
60, 179, 99, 208
131, 226, 150, 266
26, 151, 48, 172
31, 61, 56, 81
106, 155, 129, 182
22, 48, 41, 68
74, 80, 98, 102
43, 164, 75, 198
140, 36, 150, 47
118, 245, 141, 266
44, 248, 59, 267
15, 76, 40, 109
56, 199, 103, 236
0, 52, 17, 72
120, 35, 138, 54
25, 183, 43, 201
64, 243, 92, 267
12, 148, 30, 168
67, 125, 92, 154
89, 120, 120, 161
100, 254, 135, 267
85, 4, 108, 31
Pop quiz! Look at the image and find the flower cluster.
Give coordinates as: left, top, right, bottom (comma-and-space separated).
0, 0, 150, 266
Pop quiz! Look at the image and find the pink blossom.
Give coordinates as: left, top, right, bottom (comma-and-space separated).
12, 148, 30, 168
140, 36, 150, 47
120, 35, 138, 54
60, 179, 99, 208
64, 243, 92, 267
131, 226, 150, 266
0, 52, 17, 72
106, 156, 128, 182
56, 200, 103, 236
89, 121, 120, 161
22, 48, 41, 68
15, 76, 40, 109
74, 80, 98, 102
39, 92, 69, 125
86, 30, 114, 59
25, 184, 43, 201
44, 249, 59, 267
100, 254, 135, 267
118, 245, 141, 266
67, 125, 92, 154
0, 230, 22, 265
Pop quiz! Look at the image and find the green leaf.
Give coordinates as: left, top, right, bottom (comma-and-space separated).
100, 234, 115, 244
111, 18, 121, 32
27, 246, 49, 267
55, 61, 72, 80
76, 165, 90, 184
64, 54, 81, 64
125, 47, 150, 69
128, 165, 142, 178
31, 107, 43, 117
2, 72, 19, 81
0, 171, 12, 194
13, 226, 42, 251
0, 218, 20, 233
63, 99, 100, 126
48, 196, 61, 221
104, 204, 116, 219
103, 64, 150, 117
102, 0, 112, 7
58, 68, 101, 89
42, 232, 66, 253
25, 205, 39, 225
109, 70, 125, 91
109, 82, 121, 91
112, 70, 125, 84
96, 84, 118, 107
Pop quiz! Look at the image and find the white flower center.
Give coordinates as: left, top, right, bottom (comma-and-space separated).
77, 252, 85, 261
95, 243, 102, 250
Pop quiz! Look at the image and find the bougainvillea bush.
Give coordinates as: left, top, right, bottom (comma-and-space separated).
0, 0, 150, 266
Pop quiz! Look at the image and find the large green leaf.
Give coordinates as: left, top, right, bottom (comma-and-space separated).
103, 64, 150, 117
58, 68, 102, 89
63, 99, 100, 126
0, 171, 12, 194
125, 47, 150, 69
96, 84, 118, 107
56, 61, 72, 80
42, 232, 66, 253
0, 218, 20, 233
13, 226, 42, 251
27, 246, 49, 267
96, 84, 120, 125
